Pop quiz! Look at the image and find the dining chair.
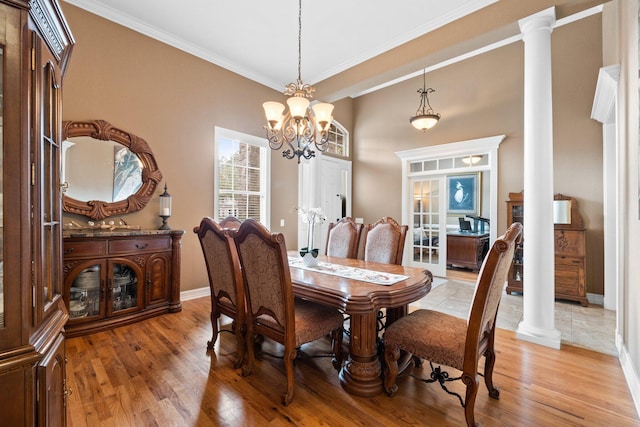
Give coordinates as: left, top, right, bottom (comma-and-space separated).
193, 217, 245, 369
382, 222, 523, 427
233, 218, 345, 405
362, 216, 408, 265
325, 216, 363, 259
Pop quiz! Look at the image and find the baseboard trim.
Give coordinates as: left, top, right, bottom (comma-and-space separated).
617, 331, 640, 418
181, 286, 210, 301
587, 292, 604, 306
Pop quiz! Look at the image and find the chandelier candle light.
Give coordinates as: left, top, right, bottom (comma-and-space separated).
263, 0, 334, 163
410, 69, 441, 131
297, 207, 326, 267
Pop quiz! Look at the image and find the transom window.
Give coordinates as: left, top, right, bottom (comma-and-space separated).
324, 122, 348, 157
214, 127, 270, 225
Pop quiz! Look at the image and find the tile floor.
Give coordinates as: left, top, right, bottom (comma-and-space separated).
409, 278, 618, 356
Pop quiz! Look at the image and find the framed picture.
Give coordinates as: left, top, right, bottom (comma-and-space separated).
447, 173, 480, 215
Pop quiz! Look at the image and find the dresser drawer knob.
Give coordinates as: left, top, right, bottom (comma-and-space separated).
135, 243, 149, 249
64, 247, 74, 255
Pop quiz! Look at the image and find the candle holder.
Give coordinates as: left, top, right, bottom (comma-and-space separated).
158, 183, 172, 230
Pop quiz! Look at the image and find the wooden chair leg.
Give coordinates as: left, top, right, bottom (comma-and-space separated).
483, 346, 500, 399
233, 322, 246, 370
331, 327, 344, 370
242, 327, 255, 377
282, 348, 296, 406
462, 372, 480, 427
383, 345, 401, 396
207, 311, 219, 350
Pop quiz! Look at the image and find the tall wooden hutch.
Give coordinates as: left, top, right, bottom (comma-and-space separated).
505, 191, 588, 306
0, 0, 74, 425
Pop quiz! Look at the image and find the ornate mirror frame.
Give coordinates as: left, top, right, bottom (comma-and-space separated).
62, 119, 163, 220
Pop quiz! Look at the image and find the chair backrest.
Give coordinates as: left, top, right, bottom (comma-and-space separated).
464, 222, 522, 369
218, 216, 242, 230
325, 217, 363, 259
234, 219, 295, 344
363, 217, 408, 265
194, 217, 245, 317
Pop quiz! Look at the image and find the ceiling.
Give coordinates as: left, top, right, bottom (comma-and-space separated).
63, 0, 499, 95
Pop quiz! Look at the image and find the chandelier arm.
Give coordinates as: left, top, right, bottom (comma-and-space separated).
266, 130, 284, 150
307, 113, 329, 152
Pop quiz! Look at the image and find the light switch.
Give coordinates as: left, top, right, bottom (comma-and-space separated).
280, 219, 285, 227
355, 218, 364, 224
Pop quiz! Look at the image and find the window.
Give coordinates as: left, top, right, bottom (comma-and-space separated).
324, 122, 348, 157
214, 127, 270, 226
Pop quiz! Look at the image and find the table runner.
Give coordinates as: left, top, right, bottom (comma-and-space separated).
288, 256, 409, 286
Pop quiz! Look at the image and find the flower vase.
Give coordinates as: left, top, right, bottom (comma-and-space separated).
300, 245, 319, 267
297, 207, 325, 268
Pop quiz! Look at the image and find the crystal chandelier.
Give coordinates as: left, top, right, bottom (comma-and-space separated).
263, 0, 334, 163
410, 69, 441, 131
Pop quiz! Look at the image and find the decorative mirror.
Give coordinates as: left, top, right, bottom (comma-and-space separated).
62, 120, 162, 220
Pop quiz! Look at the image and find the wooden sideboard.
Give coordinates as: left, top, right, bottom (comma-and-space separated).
63, 230, 184, 337
446, 232, 490, 272
505, 192, 588, 306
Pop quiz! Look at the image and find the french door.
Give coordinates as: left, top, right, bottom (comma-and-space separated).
409, 176, 447, 276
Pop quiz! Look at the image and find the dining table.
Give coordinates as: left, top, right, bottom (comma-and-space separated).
288, 253, 433, 397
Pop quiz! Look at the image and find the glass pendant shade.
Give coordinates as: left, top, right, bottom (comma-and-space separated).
286, 96, 310, 119
312, 102, 334, 131
410, 114, 440, 131
263, 101, 285, 130
462, 155, 482, 165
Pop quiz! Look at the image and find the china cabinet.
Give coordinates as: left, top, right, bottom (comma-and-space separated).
505, 191, 588, 306
62, 230, 184, 337
0, 0, 74, 425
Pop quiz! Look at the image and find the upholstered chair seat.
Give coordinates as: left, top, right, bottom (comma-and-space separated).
256, 298, 345, 347
384, 310, 467, 370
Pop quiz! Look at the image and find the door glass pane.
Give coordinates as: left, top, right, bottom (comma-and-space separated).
0, 47, 4, 328
112, 263, 137, 312
70, 265, 101, 319
412, 179, 441, 264
41, 64, 61, 310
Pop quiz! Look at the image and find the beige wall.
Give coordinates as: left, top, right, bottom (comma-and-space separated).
61, 4, 309, 292
351, 15, 604, 293
61, 4, 604, 295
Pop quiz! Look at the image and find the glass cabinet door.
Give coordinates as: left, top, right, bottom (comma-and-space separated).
110, 262, 139, 314
68, 264, 101, 320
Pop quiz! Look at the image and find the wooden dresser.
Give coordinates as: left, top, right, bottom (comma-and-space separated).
63, 230, 184, 337
505, 192, 588, 306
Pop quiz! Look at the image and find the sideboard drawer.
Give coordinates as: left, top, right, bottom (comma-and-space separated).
109, 236, 171, 254
63, 240, 107, 258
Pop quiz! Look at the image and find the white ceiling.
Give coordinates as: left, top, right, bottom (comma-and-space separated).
63, 0, 499, 94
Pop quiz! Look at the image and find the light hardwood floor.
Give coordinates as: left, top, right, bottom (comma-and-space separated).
65, 297, 639, 426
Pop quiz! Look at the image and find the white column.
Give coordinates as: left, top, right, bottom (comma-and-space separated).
516, 7, 561, 349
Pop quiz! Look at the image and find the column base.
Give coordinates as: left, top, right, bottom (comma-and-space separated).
516, 322, 561, 349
